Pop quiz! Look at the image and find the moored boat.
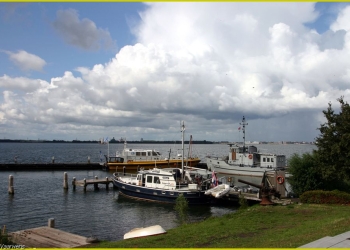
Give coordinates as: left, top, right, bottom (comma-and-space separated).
106, 140, 201, 171
206, 116, 287, 187
112, 121, 218, 205
205, 184, 231, 198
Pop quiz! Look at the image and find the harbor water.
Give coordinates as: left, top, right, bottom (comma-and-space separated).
0, 142, 316, 241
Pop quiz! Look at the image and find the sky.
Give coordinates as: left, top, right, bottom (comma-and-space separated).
1, 2, 350, 143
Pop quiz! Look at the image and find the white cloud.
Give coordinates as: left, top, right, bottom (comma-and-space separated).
3, 2, 350, 142
52, 9, 115, 51
3, 50, 46, 72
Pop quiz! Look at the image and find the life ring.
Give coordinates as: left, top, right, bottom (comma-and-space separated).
248, 154, 253, 159
277, 176, 284, 185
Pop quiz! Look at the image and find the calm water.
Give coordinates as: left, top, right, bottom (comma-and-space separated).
0, 143, 316, 241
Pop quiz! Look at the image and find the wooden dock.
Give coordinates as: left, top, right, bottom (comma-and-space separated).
72, 176, 114, 191
9, 226, 92, 248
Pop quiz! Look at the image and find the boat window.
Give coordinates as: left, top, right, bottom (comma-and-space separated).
147, 176, 153, 183
152, 151, 158, 156
267, 158, 270, 162
136, 152, 141, 156
263, 158, 266, 162
148, 152, 151, 156
154, 176, 160, 184
142, 152, 146, 156
271, 158, 274, 162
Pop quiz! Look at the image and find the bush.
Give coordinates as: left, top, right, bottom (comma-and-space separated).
300, 190, 350, 204
288, 152, 323, 196
174, 194, 189, 225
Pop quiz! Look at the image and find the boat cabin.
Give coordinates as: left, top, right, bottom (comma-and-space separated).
121, 148, 162, 161
136, 169, 177, 190
228, 144, 286, 169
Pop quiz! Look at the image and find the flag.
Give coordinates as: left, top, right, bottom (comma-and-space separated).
238, 127, 241, 131
212, 171, 218, 187
104, 137, 109, 143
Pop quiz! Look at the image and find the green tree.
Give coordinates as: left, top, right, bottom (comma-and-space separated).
315, 96, 350, 188
288, 152, 323, 196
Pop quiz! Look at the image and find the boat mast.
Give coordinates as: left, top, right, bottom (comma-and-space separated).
240, 116, 248, 152
181, 121, 185, 182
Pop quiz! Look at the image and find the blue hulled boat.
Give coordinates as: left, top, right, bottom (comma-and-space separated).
112, 121, 217, 205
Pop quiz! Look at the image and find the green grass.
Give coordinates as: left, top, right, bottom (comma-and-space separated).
89, 203, 350, 248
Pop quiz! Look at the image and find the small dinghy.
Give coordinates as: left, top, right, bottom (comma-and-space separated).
124, 225, 167, 240
204, 184, 231, 198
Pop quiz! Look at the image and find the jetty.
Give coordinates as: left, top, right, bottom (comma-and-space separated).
72, 176, 113, 191
8, 219, 96, 248
0, 162, 105, 171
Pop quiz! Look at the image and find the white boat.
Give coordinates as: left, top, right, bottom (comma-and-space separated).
124, 225, 166, 240
206, 116, 287, 187
112, 121, 217, 205
205, 184, 231, 198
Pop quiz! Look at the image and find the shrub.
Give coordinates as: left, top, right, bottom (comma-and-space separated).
174, 194, 189, 225
300, 190, 350, 204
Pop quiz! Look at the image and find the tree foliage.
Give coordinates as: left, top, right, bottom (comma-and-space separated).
288, 152, 323, 196
315, 96, 350, 185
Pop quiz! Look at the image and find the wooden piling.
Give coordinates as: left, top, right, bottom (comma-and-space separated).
63, 172, 68, 189
94, 176, 99, 190
8, 175, 14, 195
105, 177, 109, 189
83, 178, 86, 191
88, 156, 90, 164
52, 156, 55, 164
72, 177, 76, 190
48, 218, 55, 228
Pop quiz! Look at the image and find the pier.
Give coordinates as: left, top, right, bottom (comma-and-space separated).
8, 218, 97, 248
72, 176, 114, 191
0, 162, 105, 171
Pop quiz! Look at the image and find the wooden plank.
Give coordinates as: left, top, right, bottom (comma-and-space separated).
9, 227, 89, 248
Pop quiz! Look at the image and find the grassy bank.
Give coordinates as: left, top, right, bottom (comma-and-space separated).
91, 203, 350, 248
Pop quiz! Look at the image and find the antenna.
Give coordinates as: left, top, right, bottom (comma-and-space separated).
240, 116, 248, 152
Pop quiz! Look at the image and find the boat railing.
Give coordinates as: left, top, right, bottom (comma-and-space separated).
114, 171, 138, 178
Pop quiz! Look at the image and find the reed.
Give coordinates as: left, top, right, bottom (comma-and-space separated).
0, 225, 12, 245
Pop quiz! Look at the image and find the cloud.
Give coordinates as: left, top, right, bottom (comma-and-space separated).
3, 50, 46, 72
2, 2, 350, 142
52, 9, 115, 51
0, 3, 28, 20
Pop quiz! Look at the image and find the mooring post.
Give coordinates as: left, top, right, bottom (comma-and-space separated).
88, 156, 91, 164
72, 177, 76, 190
123, 166, 126, 176
94, 176, 99, 190
8, 175, 14, 195
83, 178, 87, 192
48, 218, 55, 228
106, 177, 109, 189
52, 156, 55, 164
63, 172, 68, 189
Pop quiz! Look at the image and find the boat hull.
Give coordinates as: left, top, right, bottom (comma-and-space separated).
124, 225, 166, 240
107, 158, 201, 172
113, 179, 211, 205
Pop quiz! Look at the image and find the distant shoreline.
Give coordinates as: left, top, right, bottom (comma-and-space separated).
0, 139, 314, 145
